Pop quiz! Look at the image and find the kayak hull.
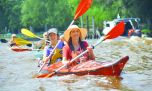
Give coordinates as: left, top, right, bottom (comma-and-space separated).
11, 47, 31, 52
42, 56, 129, 77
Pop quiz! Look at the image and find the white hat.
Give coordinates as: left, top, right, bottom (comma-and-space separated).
48, 28, 58, 34
12, 34, 16, 37
64, 25, 87, 42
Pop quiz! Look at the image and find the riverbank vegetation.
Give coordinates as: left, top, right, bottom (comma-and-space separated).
0, 0, 152, 37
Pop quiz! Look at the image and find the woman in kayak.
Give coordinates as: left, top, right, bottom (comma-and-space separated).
62, 25, 95, 65
43, 28, 64, 65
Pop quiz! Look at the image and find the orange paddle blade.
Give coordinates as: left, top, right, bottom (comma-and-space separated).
36, 74, 49, 78
44, 72, 55, 78
74, 0, 93, 20
104, 21, 125, 40
36, 72, 55, 78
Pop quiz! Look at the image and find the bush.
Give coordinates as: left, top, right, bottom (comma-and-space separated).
142, 29, 152, 37
142, 29, 151, 34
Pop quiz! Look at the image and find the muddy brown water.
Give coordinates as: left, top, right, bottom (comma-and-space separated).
0, 36, 152, 91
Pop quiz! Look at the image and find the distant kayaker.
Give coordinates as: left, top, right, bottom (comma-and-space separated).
36, 32, 49, 49
62, 25, 95, 65
9, 34, 17, 47
43, 28, 64, 65
128, 29, 135, 37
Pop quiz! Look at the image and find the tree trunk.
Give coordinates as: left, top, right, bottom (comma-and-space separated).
86, 16, 89, 33
80, 16, 83, 28
92, 16, 95, 34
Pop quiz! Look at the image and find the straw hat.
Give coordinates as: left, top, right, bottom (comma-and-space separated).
64, 25, 87, 42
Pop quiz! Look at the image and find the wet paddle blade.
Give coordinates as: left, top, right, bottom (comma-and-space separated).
74, 0, 93, 20
0, 39, 8, 43
14, 38, 32, 45
104, 21, 125, 40
36, 73, 55, 78
21, 28, 37, 38
36, 74, 49, 78
44, 72, 55, 78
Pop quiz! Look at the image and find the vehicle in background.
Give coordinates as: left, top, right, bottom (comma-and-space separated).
103, 18, 142, 37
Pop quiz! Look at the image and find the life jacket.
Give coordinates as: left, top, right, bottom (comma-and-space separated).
9, 39, 17, 47
46, 41, 64, 65
50, 48, 62, 64
63, 41, 89, 66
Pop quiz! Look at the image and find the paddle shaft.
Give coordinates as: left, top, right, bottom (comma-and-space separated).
69, 20, 75, 28
37, 36, 50, 43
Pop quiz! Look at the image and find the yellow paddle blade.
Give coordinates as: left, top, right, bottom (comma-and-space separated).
14, 38, 32, 45
21, 28, 37, 38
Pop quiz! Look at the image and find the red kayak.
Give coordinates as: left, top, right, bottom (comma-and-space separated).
11, 47, 31, 52
40, 56, 129, 77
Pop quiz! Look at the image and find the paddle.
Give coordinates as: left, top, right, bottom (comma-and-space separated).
69, 0, 93, 26
21, 28, 43, 39
74, 0, 92, 20
0, 39, 8, 43
21, 28, 50, 44
14, 38, 32, 46
36, 21, 125, 78
37, 0, 93, 73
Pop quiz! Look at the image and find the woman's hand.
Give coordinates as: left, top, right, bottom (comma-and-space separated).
87, 46, 93, 53
87, 46, 95, 60
62, 57, 69, 65
80, 56, 87, 63
62, 60, 69, 65
43, 57, 50, 63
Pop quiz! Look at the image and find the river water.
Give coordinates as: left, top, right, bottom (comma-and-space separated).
0, 36, 152, 91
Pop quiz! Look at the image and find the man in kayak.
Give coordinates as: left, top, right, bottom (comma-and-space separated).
43, 28, 64, 65
62, 25, 95, 65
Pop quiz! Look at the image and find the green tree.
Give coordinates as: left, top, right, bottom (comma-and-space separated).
21, 0, 72, 32
78, 0, 127, 28
0, 0, 22, 33
123, 0, 152, 36
1, 0, 152, 36
0, 0, 8, 33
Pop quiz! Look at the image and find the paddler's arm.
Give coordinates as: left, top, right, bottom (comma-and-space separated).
9, 39, 16, 47
61, 39, 70, 65
43, 56, 51, 63
42, 46, 49, 63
